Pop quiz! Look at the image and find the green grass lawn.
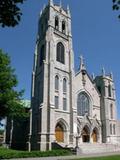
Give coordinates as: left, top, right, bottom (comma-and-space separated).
0, 147, 120, 160
72, 155, 120, 160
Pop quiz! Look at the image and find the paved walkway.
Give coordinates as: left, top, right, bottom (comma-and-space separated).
9, 151, 120, 160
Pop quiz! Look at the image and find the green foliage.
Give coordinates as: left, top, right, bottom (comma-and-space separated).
0, 148, 120, 160
0, 49, 27, 121
0, 0, 26, 27
112, 0, 120, 19
0, 147, 71, 159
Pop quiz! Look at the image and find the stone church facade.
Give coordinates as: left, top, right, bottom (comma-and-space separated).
29, 0, 120, 151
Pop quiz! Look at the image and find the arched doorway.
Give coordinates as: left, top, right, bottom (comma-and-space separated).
82, 126, 90, 143
92, 128, 98, 143
55, 123, 64, 142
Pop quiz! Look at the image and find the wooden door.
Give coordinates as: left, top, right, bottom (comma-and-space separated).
55, 125, 64, 142
82, 128, 90, 142
92, 130, 97, 142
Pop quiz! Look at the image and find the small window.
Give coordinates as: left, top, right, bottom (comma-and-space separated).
55, 96, 59, 109
110, 104, 113, 119
63, 98, 67, 111
108, 84, 112, 97
55, 75, 59, 91
56, 42, 65, 64
55, 16, 59, 30
110, 124, 112, 135
98, 86, 101, 94
113, 124, 116, 135
62, 21, 66, 34
40, 45, 45, 66
63, 78, 67, 93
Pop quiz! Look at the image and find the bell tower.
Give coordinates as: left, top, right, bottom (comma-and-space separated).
30, 0, 75, 151
95, 70, 117, 143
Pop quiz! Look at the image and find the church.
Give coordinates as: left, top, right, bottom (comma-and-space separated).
29, 0, 120, 152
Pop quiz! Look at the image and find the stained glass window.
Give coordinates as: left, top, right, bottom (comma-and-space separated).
77, 92, 89, 116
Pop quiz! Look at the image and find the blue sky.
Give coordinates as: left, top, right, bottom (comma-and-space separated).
0, 0, 120, 118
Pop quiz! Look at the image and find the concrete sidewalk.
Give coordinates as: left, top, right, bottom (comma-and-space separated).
9, 151, 120, 160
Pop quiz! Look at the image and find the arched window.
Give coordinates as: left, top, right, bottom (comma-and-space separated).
63, 78, 67, 93
97, 86, 101, 94
55, 96, 59, 109
108, 84, 112, 97
63, 98, 67, 111
110, 124, 112, 135
39, 45, 45, 66
55, 75, 59, 91
62, 21, 66, 34
110, 104, 113, 119
56, 42, 65, 64
55, 16, 59, 30
113, 124, 116, 135
77, 92, 90, 116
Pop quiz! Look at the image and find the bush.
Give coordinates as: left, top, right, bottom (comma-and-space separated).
0, 147, 72, 159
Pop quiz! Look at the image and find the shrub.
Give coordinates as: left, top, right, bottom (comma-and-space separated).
0, 147, 72, 159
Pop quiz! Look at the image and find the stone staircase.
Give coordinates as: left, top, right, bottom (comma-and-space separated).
53, 142, 120, 154
77, 143, 120, 154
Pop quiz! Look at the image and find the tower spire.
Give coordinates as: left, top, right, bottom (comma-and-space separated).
79, 55, 86, 71
67, 5, 71, 16
110, 71, 113, 79
49, 0, 53, 6
43, 4, 46, 10
102, 67, 105, 76
92, 73, 95, 80
39, 9, 43, 17
60, 0, 62, 8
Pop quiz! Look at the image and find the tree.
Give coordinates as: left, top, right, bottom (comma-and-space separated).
0, 49, 27, 122
112, 0, 120, 19
0, 0, 26, 27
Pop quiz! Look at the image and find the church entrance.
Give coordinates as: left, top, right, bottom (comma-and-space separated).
82, 126, 90, 143
92, 128, 98, 143
55, 123, 64, 142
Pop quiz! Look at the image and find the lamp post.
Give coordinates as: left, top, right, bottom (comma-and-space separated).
74, 134, 80, 150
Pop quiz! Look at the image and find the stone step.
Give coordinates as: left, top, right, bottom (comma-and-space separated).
77, 143, 120, 154
55, 142, 120, 154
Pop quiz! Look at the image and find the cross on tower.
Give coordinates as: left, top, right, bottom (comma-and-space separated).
78, 55, 86, 71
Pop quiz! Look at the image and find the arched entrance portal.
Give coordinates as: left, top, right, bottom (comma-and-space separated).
92, 128, 98, 143
55, 123, 64, 142
82, 126, 90, 143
